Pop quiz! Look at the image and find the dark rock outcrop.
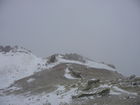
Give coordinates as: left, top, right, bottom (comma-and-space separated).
69, 69, 82, 78
82, 79, 100, 91
0, 45, 12, 53
47, 55, 57, 63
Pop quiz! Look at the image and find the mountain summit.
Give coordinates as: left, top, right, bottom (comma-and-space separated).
0, 46, 139, 105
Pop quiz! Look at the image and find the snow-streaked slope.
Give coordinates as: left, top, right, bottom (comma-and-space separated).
0, 47, 46, 89
46, 55, 116, 71
0, 85, 78, 105
47, 85, 77, 105
0, 84, 137, 105
0, 47, 115, 89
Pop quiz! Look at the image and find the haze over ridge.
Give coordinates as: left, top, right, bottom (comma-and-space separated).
0, 0, 140, 76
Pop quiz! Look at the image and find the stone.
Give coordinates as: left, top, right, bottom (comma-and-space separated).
70, 69, 82, 78
82, 79, 100, 91
97, 88, 110, 96
72, 93, 95, 99
47, 55, 57, 63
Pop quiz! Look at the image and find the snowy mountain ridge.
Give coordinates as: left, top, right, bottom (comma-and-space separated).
0, 46, 117, 89
0, 46, 140, 105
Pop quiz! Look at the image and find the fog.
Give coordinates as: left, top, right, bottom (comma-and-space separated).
0, 0, 140, 76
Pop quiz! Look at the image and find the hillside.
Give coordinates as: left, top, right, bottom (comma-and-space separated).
0, 46, 140, 105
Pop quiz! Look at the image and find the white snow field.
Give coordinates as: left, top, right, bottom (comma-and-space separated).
0, 47, 47, 89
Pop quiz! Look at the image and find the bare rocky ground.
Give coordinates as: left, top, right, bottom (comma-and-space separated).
0, 52, 140, 105
1, 63, 140, 105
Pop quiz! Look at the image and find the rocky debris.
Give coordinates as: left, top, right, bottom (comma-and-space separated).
72, 87, 110, 99
131, 77, 140, 86
97, 88, 110, 96
69, 69, 82, 78
72, 79, 110, 99
118, 76, 140, 88
47, 55, 57, 63
82, 79, 100, 91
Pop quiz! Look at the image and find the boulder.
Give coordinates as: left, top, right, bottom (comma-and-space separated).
47, 55, 57, 63
72, 87, 110, 99
82, 79, 100, 91
97, 88, 110, 96
70, 69, 82, 78
72, 93, 95, 99
128, 75, 136, 80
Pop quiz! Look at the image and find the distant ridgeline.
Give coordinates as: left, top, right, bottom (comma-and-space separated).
0, 45, 31, 54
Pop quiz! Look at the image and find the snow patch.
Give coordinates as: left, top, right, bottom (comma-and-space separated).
90, 78, 97, 81
112, 86, 137, 96
99, 84, 112, 88
110, 90, 121, 95
27, 78, 35, 83
64, 68, 78, 79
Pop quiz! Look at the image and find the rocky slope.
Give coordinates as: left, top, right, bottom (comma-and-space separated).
0, 46, 140, 105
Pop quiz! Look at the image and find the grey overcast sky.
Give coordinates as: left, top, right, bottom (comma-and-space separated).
0, 0, 140, 76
